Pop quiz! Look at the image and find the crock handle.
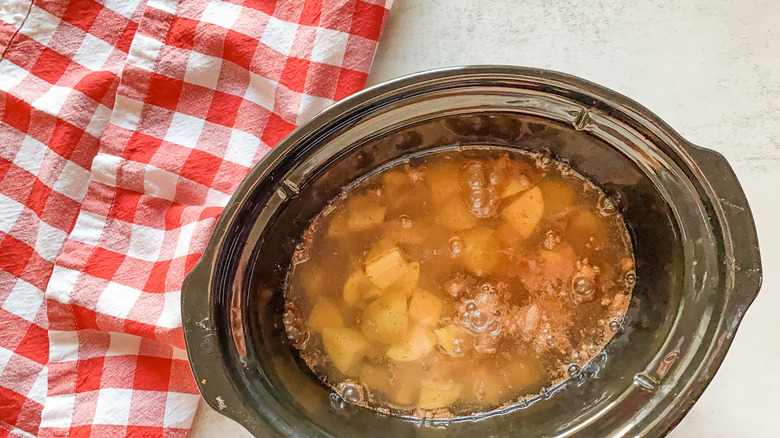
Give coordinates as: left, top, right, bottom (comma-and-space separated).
682, 143, 763, 317
181, 260, 272, 437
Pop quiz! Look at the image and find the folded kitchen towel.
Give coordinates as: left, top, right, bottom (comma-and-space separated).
0, 0, 392, 436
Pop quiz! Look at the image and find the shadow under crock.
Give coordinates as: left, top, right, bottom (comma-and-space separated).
181, 66, 762, 438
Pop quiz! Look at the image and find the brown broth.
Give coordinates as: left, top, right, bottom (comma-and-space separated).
283, 148, 635, 418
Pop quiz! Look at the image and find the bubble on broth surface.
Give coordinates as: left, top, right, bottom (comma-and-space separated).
285, 326, 307, 345
449, 237, 464, 257
543, 230, 561, 250
467, 188, 488, 209
625, 271, 637, 286
609, 319, 622, 332
488, 166, 504, 187
451, 339, 464, 354
572, 276, 595, 304
338, 381, 363, 404
471, 311, 489, 332
282, 308, 296, 326
573, 276, 594, 295
598, 195, 618, 216
480, 282, 496, 294
487, 320, 501, 336
568, 364, 582, 378
536, 155, 553, 170
400, 215, 413, 229
282, 305, 308, 346
462, 162, 487, 190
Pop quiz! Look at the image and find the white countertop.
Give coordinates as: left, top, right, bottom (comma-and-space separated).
192, 0, 780, 436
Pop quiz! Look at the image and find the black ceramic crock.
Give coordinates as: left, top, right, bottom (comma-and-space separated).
181, 66, 762, 437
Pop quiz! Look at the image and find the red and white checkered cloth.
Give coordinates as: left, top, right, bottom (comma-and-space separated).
0, 0, 392, 435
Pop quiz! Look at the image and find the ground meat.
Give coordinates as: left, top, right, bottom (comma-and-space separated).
445, 273, 475, 299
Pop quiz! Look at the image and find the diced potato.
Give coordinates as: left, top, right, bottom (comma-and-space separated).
435, 197, 478, 231
321, 327, 369, 375
408, 288, 443, 326
417, 381, 463, 410
359, 364, 392, 395
347, 195, 387, 231
308, 299, 343, 332
361, 292, 408, 344
382, 220, 429, 246
389, 262, 420, 297
502, 355, 542, 390
364, 247, 407, 289
501, 179, 532, 199
502, 186, 544, 238
465, 367, 503, 405
460, 227, 502, 275
342, 271, 367, 306
342, 270, 384, 307
434, 324, 465, 356
386, 324, 436, 361
362, 285, 384, 300
425, 162, 462, 204
538, 181, 574, 217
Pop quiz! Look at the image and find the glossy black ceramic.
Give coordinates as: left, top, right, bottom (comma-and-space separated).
181, 66, 762, 437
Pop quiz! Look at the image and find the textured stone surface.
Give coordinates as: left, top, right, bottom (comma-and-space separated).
192, 1, 779, 436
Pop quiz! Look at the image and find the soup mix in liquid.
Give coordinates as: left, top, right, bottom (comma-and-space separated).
283, 149, 635, 418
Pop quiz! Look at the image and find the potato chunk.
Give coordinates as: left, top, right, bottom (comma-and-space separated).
342, 271, 366, 306
434, 324, 466, 356
308, 299, 343, 332
364, 247, 407, 289
408, 288, 443, 326
501, 178, 532, 199
502, 186, 544, 238
418, 381, 463, 410
321, 327, 369, 375
382, 220, 429, 245
389, 262, 420, 297
386, 324, 436, 361
361, 292, 408, 344
460, 227, 502, 275
342, 271, 382, 307
425, 162, 461, 203
435, 197, 478, 231
347, 195, 387, 231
